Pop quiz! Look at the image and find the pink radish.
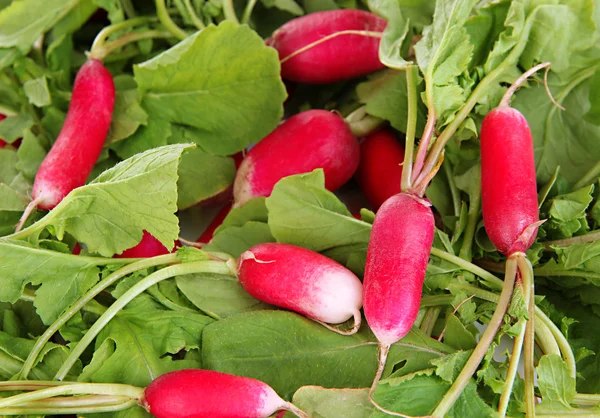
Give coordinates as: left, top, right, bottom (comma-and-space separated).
197, 205, 232, 244
233, 110, 359, 207
266, 10, 386, 84
142, 369, 308, 418
114, 230, 178, 258
354, 129, 405, 210
16, 59, 115, 230
238, 243, 363, 334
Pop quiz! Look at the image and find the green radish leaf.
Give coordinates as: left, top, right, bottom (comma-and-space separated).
541, 185, 594, 239
0, 183, 27, 211
16, 130, 45, 180
106, 89, 148, 145
585, 67, 600, 124
356, 69, 427, 134
204, 222, 275, 257
18, 144, 191, 257
202, 311, 451, 400
0, 239, 110, 324
0, 114, 33, 143
176, 273, 268, 318
0, 0, 77, 53
110, 117, 172, 160
78, 304, 212, 387
431, 350, 471, 383
134, 22, 286, 156
215, 197, 269, 234
266, 170, 371, 252
442, 315, 477, 350
464, 0, 511, 70
414, 0, 477, 125
23, 76, 51, 107
370, 1, 411, 70
536, 354, 577, 413
50, 0, 97, 39
282, 386, 373, 418
92, 0, 124, 23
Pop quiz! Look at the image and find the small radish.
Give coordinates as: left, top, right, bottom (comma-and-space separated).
266, 10, 386, 84
16, 59, 115, 230
197, 205, 232, 244
480, 66, 548, 256
142, 369, 308, 418
114, 230, 178, 258
354, 129, 405, 210
233, 110, 359, 207
238, 243, 363, 334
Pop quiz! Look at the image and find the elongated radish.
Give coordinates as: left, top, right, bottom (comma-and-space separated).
238, 243, 363, 334
197, 205, 231, 244
233, 110, 359, 207
266, 10, 386, 84
355, 129, 405, 210
31, 60, 114, 209
114, 230, 176, 258
143, 370, 308, 418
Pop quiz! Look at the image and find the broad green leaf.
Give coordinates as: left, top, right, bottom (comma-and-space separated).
134, 22, 286, 156
51, 0, 97, 39
215, 197, 269, 234
92, 0, 124, 23
414, 0, 477, 124
111, 117, 171, 160
0, 239, 105, 324
266, 170, 371, 252
431, 350, 471, 383
106, 89, 148, 144
79, 307, 212, 387
204, 222, 275, 257
536, 354, 576, 413
23, 76, 51, 107
0, 0, 77, 52
202, 310, 450, 400
356, 69, 426, 134
464, 0, 511, 69
542, 185, 594, 239
17, 144, 191, 257
176, 273, 268, 318
442, 315, 477, 350
0, 113, 33, 143
16, 130, 45, 179
370, 1, 411, 69
0, 183, 27, 211
283, 386, 373, 418
585, 67, 600, 124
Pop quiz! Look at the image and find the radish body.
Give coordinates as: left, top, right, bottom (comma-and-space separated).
31, 59, 115, 210
142, 369, 292, 418
266, 10, 386, 84
238, 243, 363, 325
114, 231, 177, 258
480, 107, 539, 255
0, 114, 7, 148
233, 110, 359, 207
355, 129, 405, 210
363, 193, 435, 345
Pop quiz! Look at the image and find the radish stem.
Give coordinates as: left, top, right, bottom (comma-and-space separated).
54, 260, 232, 380
89, 30, 174, 61
18, 253, 179, 379
402, 64, 419, 191
241, 0, 259, 24
542, 230, 600, 248
458, 172, 481, 261
156, 0, 188, 40
222, 0, 239, 24
183, 0, 205, 29
519, 256, 536, 417
90, 17, 155, 54
432, 255, 518, 417
0, 400, 138, 416
499, 62, 552, 108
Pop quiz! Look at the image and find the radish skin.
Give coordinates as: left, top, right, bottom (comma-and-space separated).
31, 59, 115, 210
363, 193, 435, 346
114, 230, 177, 259
355, 129, 405, 210
266, 10, 386, 84
480, 106, 540, 255
233, 110, 359, 207
142, 369, 307, 418
238, 243, 363, 331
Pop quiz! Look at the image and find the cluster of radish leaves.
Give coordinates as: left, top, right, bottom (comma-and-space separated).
0, 0, 598, 417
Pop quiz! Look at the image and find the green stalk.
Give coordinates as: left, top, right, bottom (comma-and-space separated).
573, 394, 600, 406
90, 30, 174, 61
536, 305, 577, 379
54, 260, 233, 380
498, 262, 533, 418
0, 383, 143, 409
121, 0, 137, 17
183, 0, 205, 29
443, 160, 462, 217
11, 394, 131, 408
18, 253, 179, 380
542, 230, 600, 249
421, 294, 455, 307
0, 400, 138, 416
519, 257, 537, 417
155, 0, 188, 40
573, 160, 600, 190
420, 307, 441, 337
458, 173, 481, 261
90, 17, 155, 54
430, 248, 504, 290
535, 317, 561, 357
241, 0, 258, 24
431, 256, 518, 417
222, 0, 239, 23
402, 64, 419, 191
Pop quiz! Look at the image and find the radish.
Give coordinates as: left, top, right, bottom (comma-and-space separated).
355, 129, 405, 210
16, 59, 115, 230
114, 230, 177, 258
142, 369, 308, 418
266, 10, 386, 84
197, 205, 232, 244
233, 110, 359, 207
238, 242, 363, 334
0, 114, 7, 148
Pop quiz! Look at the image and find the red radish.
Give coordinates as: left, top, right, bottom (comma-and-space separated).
233, 110, 359, 207
114, 230, 177, 258
0, 114, 7, 148
266, 10, 386, 84
142, 369, 308, 418
480, 67, 547, 256
355, 129, 405, 210
197, 205, 232, 244
238, 243, 363, 334
30, 59, 115, 211
72, 242, 82, 255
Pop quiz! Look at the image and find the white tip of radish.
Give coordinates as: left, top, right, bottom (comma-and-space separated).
309, 268, 363, 324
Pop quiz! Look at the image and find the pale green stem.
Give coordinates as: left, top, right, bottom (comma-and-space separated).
90, 30, 174, 61
183, 0, 205, 29
421, 294, 455, 307
542, 230, 600, 249
458, 176, 481, 261
155, 0, 188, 40
222, 0, 239, 23
432, 255, 518, 417
241, 0, 258, 24
0, 400, 138, 415
402, 64, 419, 191
348, 114, 385, 137
430, 248, 504, 290
444, 161, 461, 217
18, 253, 179, 380
54, 260, 232, 380
573, 160, 600, 190
518, 256, 536, 418
573, 394, 600, 406
90, 17, 154, 53
535, 318, 561, 357
420, 307, 441, 337
535, 305, 577, 379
